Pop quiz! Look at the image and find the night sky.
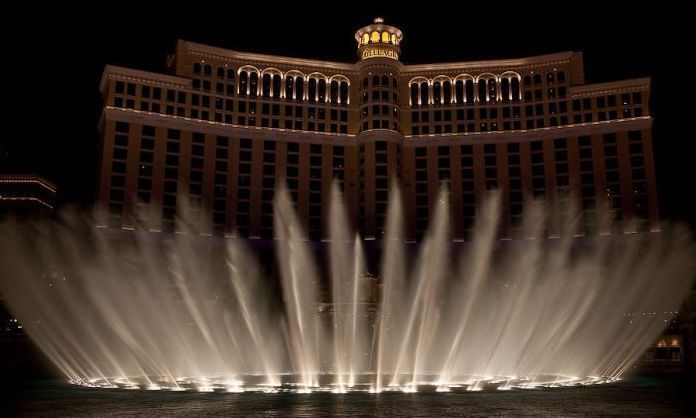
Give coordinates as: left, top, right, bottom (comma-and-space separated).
2, 5, 691, 226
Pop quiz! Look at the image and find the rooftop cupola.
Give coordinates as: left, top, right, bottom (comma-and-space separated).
354, 18, 403, 61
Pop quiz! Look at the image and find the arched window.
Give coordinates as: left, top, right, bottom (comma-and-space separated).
308, 78, 317, 102
533, 74, 542, 85
393, 78, 397, 88
557, 71, 566, 82
239, 71, 248, 96
286, 76, 294, 99
318, 79, 327, 102
272, 74, 281, 98
296, 78, 304, 100
249, 72, 258, 96
455, 80, 464, 103
381, 32, 390, 43
511, 78, 520, 101
478, 79, 487, 102
227, 69, 235, 80
382, 75, 389, 86
330, 80, 339, 103
339, 81, 349, 104
487, 78, 497, 102
433, 81, 441, 104
501, 78, 510, 102
443, 81, 452, 104
465, 80, 474, 103
372, 75, 380, 86
547, 72, 555, 83
410, 83, 419, 106
371, 32, 380, 43
193, 63, 201, 74
391, 34, 397, 45
523, 75, 531, 86
262, 74, 272, 98
363, 77, 368, 88
420, 82, 429, 105
203, 64, 212, 75
217, 67, 225, 77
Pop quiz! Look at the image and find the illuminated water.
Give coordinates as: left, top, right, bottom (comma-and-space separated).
4, 378, 694, 417
0, 184, 694, 394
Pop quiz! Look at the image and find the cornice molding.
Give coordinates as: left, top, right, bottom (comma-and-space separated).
0, 175, 57, 192
183, 41, 357, 73
101, 65, 190, 93
401, 52, 577, 75
104, 107, 651, 146
569, 78, 651, 97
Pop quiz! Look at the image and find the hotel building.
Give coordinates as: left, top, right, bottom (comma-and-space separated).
97, 18, 656, 241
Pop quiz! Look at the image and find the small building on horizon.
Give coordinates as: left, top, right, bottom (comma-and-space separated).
0, 175, 57, 222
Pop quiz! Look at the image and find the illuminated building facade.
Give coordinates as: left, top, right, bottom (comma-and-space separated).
0, 175, 56, 222
97, 18, 656, 241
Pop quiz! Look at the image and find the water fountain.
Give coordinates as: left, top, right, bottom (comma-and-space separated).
1, 183, 694, 393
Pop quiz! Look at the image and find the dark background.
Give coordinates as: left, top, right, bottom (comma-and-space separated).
2, 4, 691, 226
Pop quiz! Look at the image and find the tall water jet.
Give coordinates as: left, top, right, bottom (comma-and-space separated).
388, 185, 451, 389
437, 193, 501, 388
0, 184, 694, 393
328, 182, 368, 391
373, 181, 406, 392
225, 239, 282, 386
273, 184, 321, 389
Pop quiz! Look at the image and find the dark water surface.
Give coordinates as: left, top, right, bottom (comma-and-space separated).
2, 378, 694, 417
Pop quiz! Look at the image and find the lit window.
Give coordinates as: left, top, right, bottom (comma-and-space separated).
362, 33, 369, 45
381, 32, 390, 42
371, 32, 380, 43
391, 33, 397, 44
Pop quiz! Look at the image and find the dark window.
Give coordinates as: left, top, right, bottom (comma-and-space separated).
115, 121, 129, 133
